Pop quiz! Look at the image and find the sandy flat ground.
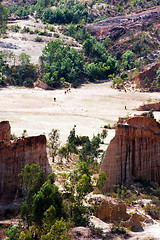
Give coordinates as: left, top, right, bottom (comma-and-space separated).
0, 82, 160, 144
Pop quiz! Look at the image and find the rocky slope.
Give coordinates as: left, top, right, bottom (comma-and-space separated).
87, 6, 160, 41
87, 6, 160, 68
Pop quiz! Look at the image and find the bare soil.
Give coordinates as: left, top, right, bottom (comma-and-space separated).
0, 82, 160, 144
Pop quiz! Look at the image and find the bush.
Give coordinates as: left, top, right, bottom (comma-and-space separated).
35, 36, 43, 42
40, 40, 84, 87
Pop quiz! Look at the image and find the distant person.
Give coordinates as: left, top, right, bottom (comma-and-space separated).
54, 97, 56, 102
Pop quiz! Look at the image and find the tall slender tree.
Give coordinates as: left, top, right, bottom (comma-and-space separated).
0, 0, 8, 35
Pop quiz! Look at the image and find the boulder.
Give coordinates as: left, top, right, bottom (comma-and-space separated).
34, 79, 53, 90
92, 195, 130, 223
122, 213, 144, 232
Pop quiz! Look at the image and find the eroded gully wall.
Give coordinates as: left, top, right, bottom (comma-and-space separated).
101, 117, 160, 191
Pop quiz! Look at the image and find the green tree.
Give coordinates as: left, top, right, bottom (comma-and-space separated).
6, 226, 20, 240
42, 218, 72, 240
122, 50, 134, 70
19, 164, 46, 195
48, 129, 60, 162
32, 182, 62, 225
40, 40, 84, 87
84, 63, 99, 80
97, 172, 107, 193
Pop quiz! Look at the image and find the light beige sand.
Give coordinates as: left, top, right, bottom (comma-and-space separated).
0, 82, 160, 144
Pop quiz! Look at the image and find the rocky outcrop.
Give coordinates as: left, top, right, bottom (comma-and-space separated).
86, 7, 160, 40
130, 62, 160, 90
101, 116, 160, 191
122, 213, 144, 232
92, 195, 130, 223
0, 121, 51, 216
34, 80, 53, 90
137, 102, 160, 111
0, 121, 10, 141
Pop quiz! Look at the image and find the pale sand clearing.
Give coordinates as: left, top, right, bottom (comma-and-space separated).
0, 82, 160, 144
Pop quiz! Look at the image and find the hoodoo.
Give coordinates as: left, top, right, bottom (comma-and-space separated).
0, 121, 51, 216
101, 116, 160, 191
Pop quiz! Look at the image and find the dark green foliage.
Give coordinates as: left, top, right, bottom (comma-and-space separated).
6, 225, 20, 240
40, 40, 84, 87
97, 172, 107, 192
83, 37, 118, 80
42, 2, 88, 24
0, 0, 8, 35
6, 54, 37, 87
32, 182, 62, 225
66, 24, 91, 42
14, 6, 30, 19
63, 162, 93, 226
122, 50, 135, 70
19, 164, 46, 195
20, 164, 62, 227
41, 218, 72, 240
79, 135, 101, 164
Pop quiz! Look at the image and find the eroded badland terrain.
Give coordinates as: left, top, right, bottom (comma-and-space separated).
1, 0, 160, 239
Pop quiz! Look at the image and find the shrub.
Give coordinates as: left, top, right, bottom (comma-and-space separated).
35, 36, 43, 42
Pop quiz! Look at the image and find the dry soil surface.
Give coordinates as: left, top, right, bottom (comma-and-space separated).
0, 82, 160, 145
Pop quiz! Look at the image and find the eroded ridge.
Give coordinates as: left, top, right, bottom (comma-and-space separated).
0, 121, 51, 216
101, 116, 160, 191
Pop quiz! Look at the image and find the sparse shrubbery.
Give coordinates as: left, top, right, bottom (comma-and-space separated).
35, 36, 43, 42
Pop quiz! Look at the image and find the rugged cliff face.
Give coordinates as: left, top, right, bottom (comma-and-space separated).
101, 117, 160, 191
0, 121, 51, 216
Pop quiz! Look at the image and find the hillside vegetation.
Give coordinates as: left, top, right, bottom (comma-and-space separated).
1, 0, 160, 89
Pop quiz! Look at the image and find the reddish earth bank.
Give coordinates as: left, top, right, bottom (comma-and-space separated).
0, 121, 51, 217
101, 116, 160, 191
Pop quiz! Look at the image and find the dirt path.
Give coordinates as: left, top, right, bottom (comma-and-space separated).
0, 82, 159, 144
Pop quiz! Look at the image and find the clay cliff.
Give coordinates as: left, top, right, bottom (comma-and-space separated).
130, 63, 160, 90
101, 116, 160, 191
0, 121, 11, 141
0, 121, 51, 216
137, 102, 160, 111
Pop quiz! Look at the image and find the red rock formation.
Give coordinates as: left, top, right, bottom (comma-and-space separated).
137, 102, 160, 111
34, 79, 53, 90
92, 195, 130, 222
131, 63, 160, 89
0, 121, 51, 216
0, 121, 10, 141
101, 116, 160, 191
